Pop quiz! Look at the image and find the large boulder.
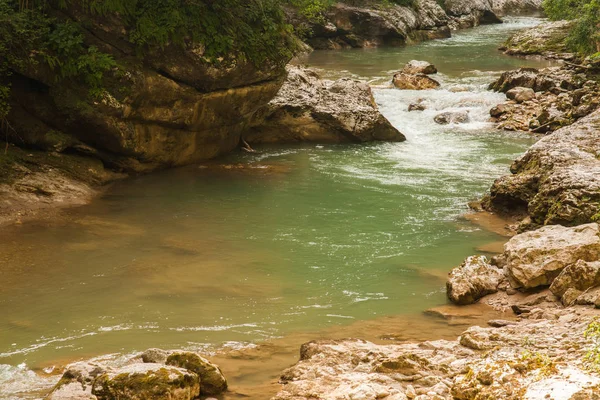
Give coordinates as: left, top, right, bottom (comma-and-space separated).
402, 60, 438, 75
166, 352, 227, 395
447, 256, 504, 305
92, 364, 200, 400
443, 0, 502, 29
491, 0, 542, 15
504, 223, 600, 289
484, 109, 600, 225
245, 66, 406, 143
393, 73, 440, 90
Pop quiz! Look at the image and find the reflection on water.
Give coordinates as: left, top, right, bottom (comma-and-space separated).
0, 17, 546, 399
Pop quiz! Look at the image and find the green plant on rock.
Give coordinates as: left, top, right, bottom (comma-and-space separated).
584, 317, 600, 372
542, 0, 600, 55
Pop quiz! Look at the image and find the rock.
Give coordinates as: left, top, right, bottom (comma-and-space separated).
550, 260, 600, 298
504, 223, 600, 289
487, 319, 517, 327
447, 256, 504, 305
408, 101, 427, 111
47, 362, 106, 400
402, 60, 437, 75
443, 0, 502, 29
561, 288, 583, 306
459, 326, 495, 350
501, 20, 573, 58
166, 352, 227, 395
245, 66, 406, 144
484, 109, 600, 224
92, 364, 200, 400
433, 111, 470, 124
288, 1, 451, 50
491, 0, 543, 15
506, 87, 535, 103
141, 348, 170, 364
393, 73, 440, 90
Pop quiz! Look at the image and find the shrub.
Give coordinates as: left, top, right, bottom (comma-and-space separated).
543, 0, 600, 55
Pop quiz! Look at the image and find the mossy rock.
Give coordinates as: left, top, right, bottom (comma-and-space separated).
166, 352, 227, 395
91, 364, 200, 400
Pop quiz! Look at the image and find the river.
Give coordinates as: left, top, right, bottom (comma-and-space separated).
0, 17, 554, 399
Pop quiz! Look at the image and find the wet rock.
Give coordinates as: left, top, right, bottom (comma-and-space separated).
166, 352, 227, 395
92, 364, 200, 400
393, 72, 441, 90
408, 101, 427, 111
434, 111, 470, 124
246, 66, 406, 143
447, 256, 504, 305
141, 348, 170, 364
402, 60, 438, 75
506, 87, 535, 103
504, 223, 600, 289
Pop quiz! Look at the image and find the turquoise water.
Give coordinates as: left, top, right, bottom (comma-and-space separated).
0, 17, 549, 398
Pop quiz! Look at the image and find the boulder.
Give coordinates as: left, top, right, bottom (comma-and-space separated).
92, 364, 200, 400
483, 109, 600, 225
408, 101, 427, 111
245, 66, 406, 143
47, 362, 106, 400
141, 348, 170, 364
447, 256, 504, 305
393, 73, 440, 90
402, 60, 438, 75
550, 260, 600, 299
504, 223, 600, 289
500, 20, 573, 58
166, 352, 227, 395
506, 87, 535, 103
434, 111, 470, 124
491, 0, 542, 16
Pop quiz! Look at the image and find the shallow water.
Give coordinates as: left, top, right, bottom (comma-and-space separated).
0, 17, 552, 399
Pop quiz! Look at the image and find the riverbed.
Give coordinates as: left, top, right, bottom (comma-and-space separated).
0, 17, 555, 399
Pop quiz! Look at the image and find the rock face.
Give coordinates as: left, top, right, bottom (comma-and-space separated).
402, 60, 438, 75
245, 66, 406, 144
484, 109, 600, 226
446, 256, 504, 304
443, 0, 502, 29
273, 313, 600, 400
166, 352, 228, 395
502, 223, 600, 289
393, 73, 441, 90
7, 13, 290, 175
285, 0, 530, 50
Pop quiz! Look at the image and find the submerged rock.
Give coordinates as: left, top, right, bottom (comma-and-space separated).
92, 364, 200, 400
402, 60, 438, 75
245, 66, 406, 144
504, 223, 600, 289
166, 352, 227, 395
447, 256, 504, 305
434, 111, 470, 124
393, 72, 441, 90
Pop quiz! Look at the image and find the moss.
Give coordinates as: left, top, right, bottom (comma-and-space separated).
166, 352, 227, 395
93, 368, 198, 399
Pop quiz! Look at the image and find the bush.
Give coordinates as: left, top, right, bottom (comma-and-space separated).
543, 0, 600, 55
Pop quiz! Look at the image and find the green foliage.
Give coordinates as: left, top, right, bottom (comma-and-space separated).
584, 317, 600, 372
542, 0, 600, 55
